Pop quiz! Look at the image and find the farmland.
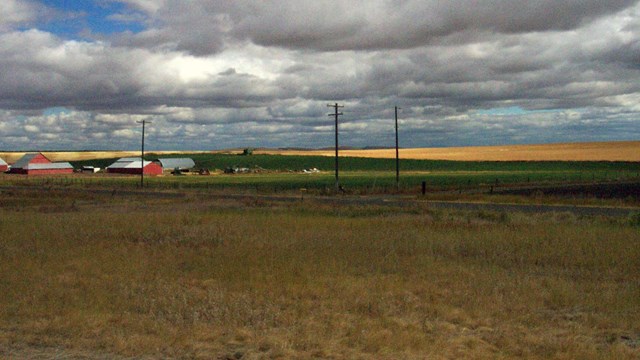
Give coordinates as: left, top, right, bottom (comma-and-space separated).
2, 141, 639, 196
1, 144, 639, 358
0, 152, 633, 206
260, 141, 640, 162
1, 140, 639, 164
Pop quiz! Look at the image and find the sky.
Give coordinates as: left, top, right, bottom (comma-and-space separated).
1, 0, 639, 151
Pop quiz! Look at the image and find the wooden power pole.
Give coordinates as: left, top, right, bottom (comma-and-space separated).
136, 120, 151, 188
328, 103, 344, 193
395, 106, 401, 190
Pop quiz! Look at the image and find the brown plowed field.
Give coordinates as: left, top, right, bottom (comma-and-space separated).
258, 141, 640, 161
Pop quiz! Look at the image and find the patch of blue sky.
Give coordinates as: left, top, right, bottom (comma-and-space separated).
476, 106, 558, 116
43, 107, 71, 116
38, 0, 145, 38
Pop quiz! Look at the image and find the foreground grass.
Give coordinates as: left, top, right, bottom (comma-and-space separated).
0, 191, 639, 359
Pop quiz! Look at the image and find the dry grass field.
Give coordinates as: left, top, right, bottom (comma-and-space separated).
0, 190, 639, 359
258, 141, 640, 161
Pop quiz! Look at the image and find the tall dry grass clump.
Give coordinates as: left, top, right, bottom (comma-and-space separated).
0, 194, 638, 359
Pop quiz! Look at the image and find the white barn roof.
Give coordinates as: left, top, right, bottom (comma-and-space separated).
156, 158, 195, 170
107, 159, 154, 169
117, 157, 142, 162
0, 158, 7, 166
25, 162, 73, 170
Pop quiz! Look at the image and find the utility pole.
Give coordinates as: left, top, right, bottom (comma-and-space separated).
328, 103, 344, 193
395, 106, 401, 191
136, 119, 151, 188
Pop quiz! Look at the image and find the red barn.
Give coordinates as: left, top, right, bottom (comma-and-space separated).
0, 158, 7, 172
9, 153, 74, 175
106, 158, 163, 175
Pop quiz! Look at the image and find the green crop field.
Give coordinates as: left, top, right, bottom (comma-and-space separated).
0, 153, 636, 210
75, 153, 640, 173
59, 153, 640, 195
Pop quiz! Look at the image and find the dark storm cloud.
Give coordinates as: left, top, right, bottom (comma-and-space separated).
116, 0, 640, 54
235, 0, 639, 51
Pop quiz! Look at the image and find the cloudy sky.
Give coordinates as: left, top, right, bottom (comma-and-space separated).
1, 0, 639, 151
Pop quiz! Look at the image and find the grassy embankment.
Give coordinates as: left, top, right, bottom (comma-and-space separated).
0, 190, 639, 358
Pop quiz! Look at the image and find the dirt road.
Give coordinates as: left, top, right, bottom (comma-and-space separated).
3, 186, 636, 217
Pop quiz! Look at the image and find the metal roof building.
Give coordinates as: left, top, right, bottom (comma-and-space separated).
12, 153, 45, 169
155, 158, 196, 171
106, 158, 163, 175
8, 153, 74, 175
81, 166, 101, 173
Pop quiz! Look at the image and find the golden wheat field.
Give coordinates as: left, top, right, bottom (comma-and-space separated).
258, 141, 640, 161
1, 141, 639, 163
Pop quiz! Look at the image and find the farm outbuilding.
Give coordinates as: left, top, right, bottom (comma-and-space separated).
106, 158, 163, 175
81, 166, 101, 173
155, 158, 195, 172
0, 158, 8, 172
8, 153, 74, 175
